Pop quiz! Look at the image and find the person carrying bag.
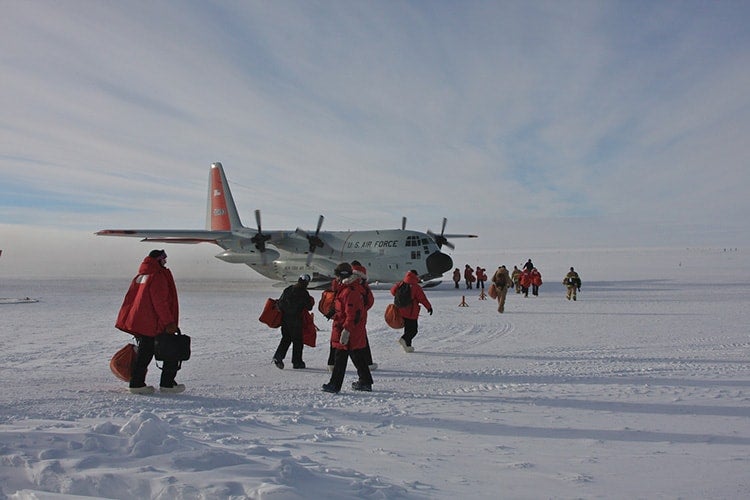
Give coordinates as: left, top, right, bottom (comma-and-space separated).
115, 249, 186, 394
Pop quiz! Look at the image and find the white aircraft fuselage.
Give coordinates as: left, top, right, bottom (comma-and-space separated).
97, 163, 473, 286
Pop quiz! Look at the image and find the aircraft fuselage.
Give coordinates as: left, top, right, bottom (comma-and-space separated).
215, 229, 453, 284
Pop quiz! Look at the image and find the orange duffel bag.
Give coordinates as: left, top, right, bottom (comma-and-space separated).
302, 311, 318, 347
110, 343, 136, 382
488, 283, 498, 299
259, 298, 283, 328
384, 303, 404, 329
318, 289, 336, 319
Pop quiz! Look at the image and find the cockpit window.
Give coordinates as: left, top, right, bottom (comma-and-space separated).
406, 236, 421, 247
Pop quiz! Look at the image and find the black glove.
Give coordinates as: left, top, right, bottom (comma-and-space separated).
428, 308, 433, 315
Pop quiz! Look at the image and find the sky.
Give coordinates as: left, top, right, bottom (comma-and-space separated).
1, 1, 749, 277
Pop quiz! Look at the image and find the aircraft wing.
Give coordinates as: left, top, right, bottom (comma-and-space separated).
442, 234, 478, 239
95, 229, 233, 244
443, 234, 479, 238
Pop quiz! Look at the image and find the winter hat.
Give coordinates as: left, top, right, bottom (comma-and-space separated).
351, 260, 367, 279
298, 274, 311, 284
334, 262, 352, 278
149, 249, 167, 260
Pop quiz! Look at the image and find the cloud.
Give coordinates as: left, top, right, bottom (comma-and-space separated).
1, 0, 748, 262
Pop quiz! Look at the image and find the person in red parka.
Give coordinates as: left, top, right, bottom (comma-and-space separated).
391, 270, 433, 352
322, 262, 374, 393
475, 266, 487, 290
116, 249, 183, 394
352, 261, 377, 370
530, 267, 543, 296
519, 268, 532, 297
325, 261, 377, 372
464, 264, 475, 289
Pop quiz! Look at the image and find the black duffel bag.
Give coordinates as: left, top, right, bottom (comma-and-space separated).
154, 332, 191, 363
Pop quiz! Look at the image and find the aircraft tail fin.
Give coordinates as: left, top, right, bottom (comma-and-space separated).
207, 162, 243, 231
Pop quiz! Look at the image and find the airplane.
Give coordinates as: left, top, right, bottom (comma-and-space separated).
96, 162, 477, 287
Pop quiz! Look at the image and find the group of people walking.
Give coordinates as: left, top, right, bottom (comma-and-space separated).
274, 262, 433, 394
115, 251, 435, 396
114, 250, 580, 395
484, 259, 582, 313
453, 265, 488, 290
513, 259, 543, 297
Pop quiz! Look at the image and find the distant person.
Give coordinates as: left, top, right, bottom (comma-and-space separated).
519, 268, 531, 297
322, 263, 374, 393
523, 259, 534, 272
530, 268, 543, 296
391, 270, 433, 352
511, 265, 522, 294
273, 274, 314, 369
452, 268, 461, 289
491, 265, 512, 313
464, 264, 475, 289
116, 249, 184, 394
563, 267, 582, 301
475, 267, 487, 290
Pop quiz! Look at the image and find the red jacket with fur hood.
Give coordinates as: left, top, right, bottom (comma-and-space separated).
330, 277, 369, 350
116, 256, 179, 337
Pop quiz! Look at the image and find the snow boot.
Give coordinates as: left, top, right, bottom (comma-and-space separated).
351, 381, 372, 392
129, 385, 155, 395
321, 383, 339, 394
160, 383, 186, 394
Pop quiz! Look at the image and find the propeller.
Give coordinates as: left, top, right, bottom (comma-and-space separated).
295, 215, 325, 266
250, 209, 272, 263
427, 217, 455, 250
401, 216, 407, 230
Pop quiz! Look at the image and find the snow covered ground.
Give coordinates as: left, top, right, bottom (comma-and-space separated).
1, 247, 749, 499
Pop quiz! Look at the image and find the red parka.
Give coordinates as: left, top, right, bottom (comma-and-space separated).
476, 267, 487, 282
330, 277, 369, 350
519, 270, 532, 288
390, 272, 432, 320
116, 256, 179, 337
530, 268, 543, 286
464, 266, 475, 283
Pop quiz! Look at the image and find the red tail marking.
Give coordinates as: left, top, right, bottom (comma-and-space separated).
210, 167, 231, 231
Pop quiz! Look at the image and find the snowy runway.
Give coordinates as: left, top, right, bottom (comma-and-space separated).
1, 247, 749, 499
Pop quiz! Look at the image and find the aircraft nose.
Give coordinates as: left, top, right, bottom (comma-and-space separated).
426, 251, 453, 276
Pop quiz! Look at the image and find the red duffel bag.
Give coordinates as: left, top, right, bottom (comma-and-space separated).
259, 298, 283, 328
302, 311, 318, 347
110, 343, 136, 382
384, 303, 404, 329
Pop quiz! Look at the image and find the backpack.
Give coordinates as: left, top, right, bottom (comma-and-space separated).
393, 282, 412, 308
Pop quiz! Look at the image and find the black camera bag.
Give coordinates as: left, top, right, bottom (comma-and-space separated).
154, 332, 191, 362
